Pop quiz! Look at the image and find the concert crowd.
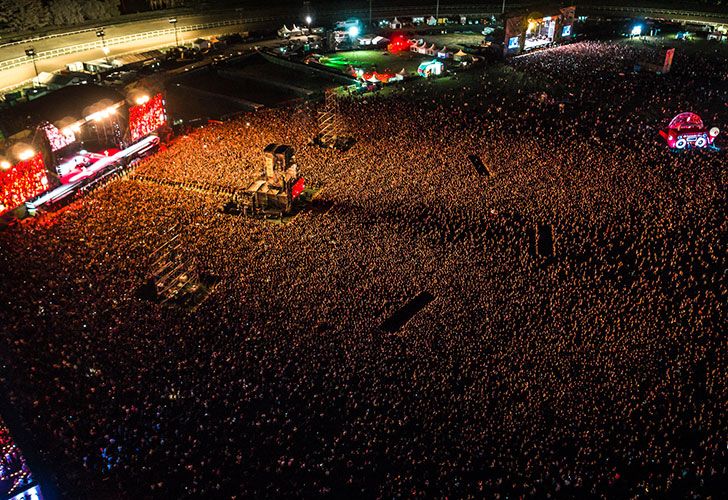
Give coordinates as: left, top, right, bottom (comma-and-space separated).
0, 40, 725, 498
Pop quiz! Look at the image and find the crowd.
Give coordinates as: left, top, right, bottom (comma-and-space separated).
0, 40, 725, 498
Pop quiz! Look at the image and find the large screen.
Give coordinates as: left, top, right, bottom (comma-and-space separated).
42, 122, 75, 152
0, 153, 49, 215
129, 93, 167, 142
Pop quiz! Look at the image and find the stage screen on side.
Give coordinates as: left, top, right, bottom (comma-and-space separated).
129, 93, 167, 142
43, 123, 75, 152
508, 36, 520, 49
0, 153, 49, 215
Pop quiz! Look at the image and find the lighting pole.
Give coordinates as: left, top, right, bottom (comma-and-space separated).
96, 28, 110, 63
25, 47, 38, 82
436, 0, 439, 20
169, 17, 179, 48
369, 0, 372, 29
502, 0, 506, 15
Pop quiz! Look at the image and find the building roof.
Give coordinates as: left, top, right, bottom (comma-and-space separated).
0, 84, 125, 138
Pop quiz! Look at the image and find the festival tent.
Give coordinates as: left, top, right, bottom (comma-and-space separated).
277, 25, 291, 37
454, 49, 469, 61
418, 59, 444, 77
427, 16, 437, 26
358, 36, 373, 45
390, 17, 403, 29
372, 36, 390, 45
426, 44, 437, 56
437, 46, 452, 58
391, 68, 407, 81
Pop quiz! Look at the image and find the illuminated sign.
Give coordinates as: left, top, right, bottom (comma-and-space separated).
508, 36, 520, 49
562, 25, 572, 37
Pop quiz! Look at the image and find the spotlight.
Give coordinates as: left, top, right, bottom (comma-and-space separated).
631, 25, 642, 36
305, 15, 312, 25
348, 25, 360, 38
135, 95, 150, 105
18, 149, 35, 161
0, 160, 11, 170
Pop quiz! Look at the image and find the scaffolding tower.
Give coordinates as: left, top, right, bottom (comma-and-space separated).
317, 89, 348, 148
145, 234, 201, 304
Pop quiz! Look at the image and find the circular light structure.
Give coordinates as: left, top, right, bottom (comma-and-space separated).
709, 127, 720, 137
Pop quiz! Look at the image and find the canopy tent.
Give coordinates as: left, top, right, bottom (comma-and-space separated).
390, 17, 403, 29
437, 46, 452, 58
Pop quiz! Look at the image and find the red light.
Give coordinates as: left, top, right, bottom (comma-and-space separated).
291, 177, 305, 199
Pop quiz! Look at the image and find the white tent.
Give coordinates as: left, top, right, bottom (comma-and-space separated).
372, 36, 389, 45
427, 16, 437, 26
277, 25, 291, 38
390, 17, 403, 29
366, 74, 380, 83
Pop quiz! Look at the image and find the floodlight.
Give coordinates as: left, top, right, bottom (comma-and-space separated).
0, 160, 11, 170
305, 16, 312, 25
348, 25, 360, 38
18, 149, 35, 161
135, 95, 150, 105
631, 25, 642, 36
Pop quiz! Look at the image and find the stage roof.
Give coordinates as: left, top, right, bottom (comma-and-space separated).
0, 84, 125, 138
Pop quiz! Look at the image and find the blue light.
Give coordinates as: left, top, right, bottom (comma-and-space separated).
631, 25, 642, 36
348, 25, 360, 38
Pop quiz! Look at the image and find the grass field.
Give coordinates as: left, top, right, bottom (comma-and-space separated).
320, 50, 426, 76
